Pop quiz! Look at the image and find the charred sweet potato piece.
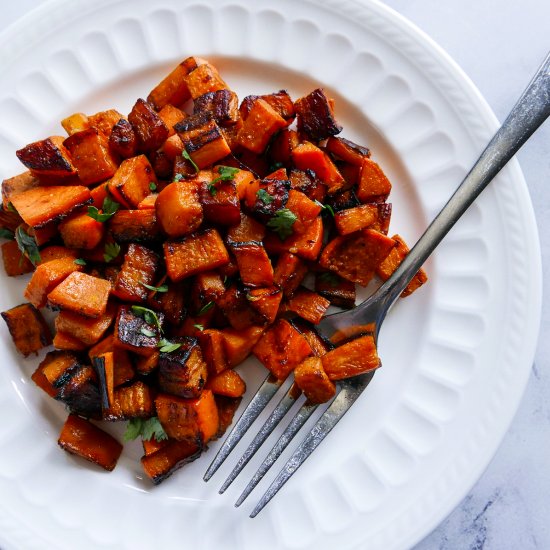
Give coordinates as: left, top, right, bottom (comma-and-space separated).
103, 381, 155, 421
35, 350, 80, 392
61, 112, 89, 135
141, 437, 202, 485
220, 325, 264, 367
156, 389, 218, 443
1, 171, 40, 209
240, 90, 295, 123
108, 209, 161, 244
337, 161, 361, 188
10, 185, 92, 229
246, 286, 283, 325
356, 158, 392, 203
108, 155, 157, 208
227, 212, 265, 243
55, 304, 116, 346
16, 136, 76, 179
268, 129, 300, 169
294, 88, 342, 142
273, 252, 308, 298
1, 303, 52, 356
155, 181, 203, 238
59, 211, 105, 249
175, 112, 231, 169
229, 240, 274, 287
93, 353, 115, 409
334, 204, 379, 235
325, 136, 370, 165
0, 206, 24, 233
183, 62, 228, 99
24, 257, 82, 308
294, 356, 336, 404
53, 331, 87, 351
27, 222, 58, 247
114, 305, 163, 356
372, 203, 392, 235
88, 109, 124, 138
158, 104, 186, 136
282, 287, 330, 325
135, 351, 160, 375
200, 179, 241, 226
376, 234, 428, 297
216, 284, 265, 330
245, 177, 289, 220
128, 98, 169, 152
192, 271, 225, 305
158, 337, 208, 398
147, 56, 206, 110
63, 128, 118, 185
292, 142, 344, 195
112, 243, 159, 303
89, 334, 134, 386
194, 89, 239, 126
214, 395, 242, 439
237, 98, 287, 154
59, 414, 122, 471
291, 319, 332, 357
322, 335, 380, 380
147, 279, 187, 325
164, 228, 229, 282
109, 118, 138, 158
326, 188, 360, 213
319, 229, 395, 286
2, 240, 34, 276
197, 329, 229, 375
48, 272, 111, 318
315, 271, 356, 309
56, 364, 101, 418
253, 319, 312, 380
206, 369, 246, 398
264, 215, 324, 261
285, 189, 322, 234
38, 245, 78, 264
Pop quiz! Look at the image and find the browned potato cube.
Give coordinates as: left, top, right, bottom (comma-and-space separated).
128, 98, 169, 152
193, 89, 239, 126
103, 381, 154, 421
109, 118, 138, 158
16, 136, 77, 180
294, 356, 336, 404
294, 88, 342, 142
108, 154, 157, 208
88, 109, 124, 138
1, 171, 40, 209
61, 112, 90, 136
183, 63, 228, 99
1, 303, 52, 356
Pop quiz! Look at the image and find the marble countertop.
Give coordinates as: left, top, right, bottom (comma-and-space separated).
1, 1, 549, 548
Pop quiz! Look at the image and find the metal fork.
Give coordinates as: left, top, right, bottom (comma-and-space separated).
204, 51, 550, 517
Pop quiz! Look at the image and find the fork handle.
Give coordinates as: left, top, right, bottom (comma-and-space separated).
372, 50, 550, 310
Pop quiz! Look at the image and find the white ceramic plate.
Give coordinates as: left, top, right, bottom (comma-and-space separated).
0, 0, 541, 549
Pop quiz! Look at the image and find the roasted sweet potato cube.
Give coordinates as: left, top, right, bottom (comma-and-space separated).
268, 129, 300, 168
88, 109, 124, 138
292, 141, 344, 195
155, 105, 184, 138
109, 118, 138, 158
10, 185, 92, 229
164, 229, 229, 282
114, 305, 163, 356
0, 208, 24, 233
183, 62, 228, 99
1, 171, 40, 209
55, 304, 116, 346
197, 329, 228, 375
56, 364, 101, 418
108, 209, 161, 244
334, 204, 379, 235
150, 148, 173, 179
264, 216, 324, 261
2, 240, 33, 276
227, 212, 265, 243
147, 57, 207, 110
103, 381, 155, 421
337, 161, 361, 188
158, 337, 208, 398
16, 136, 76, 179
58, 414, 122, 471
325, 136, 370, 165
326, 188, 360, 213
229, 240, 274, 287
216, 284, 265, 330
63, 128, 118, 185
214, 395, 242, 439
294, 356, 336, 404
285, 189, 322, 234
200, 178, 241, 226
137, 194, 158, 210
322, 335, 380, 380
372, 203, 392, 235
156, 389, 219, 443
237, 98, 287, 154
135, 351, 160, 375
93, 353, 115, 409
273, 252, 308, 298
246, 286, 282, 325
24, 257, 83, 308
1, 303, 52, 356
53, 331, 88, 351
220, 325, 264, 367
35, 350, 80, 392
142, 438, 169, 457
59, 211, 105, 249
175, 112, 231, 169
128, 98, 169, 152
155, 181, 203, 238
112, 243, 159, 303
108, 155, 157, 208
357, 158, 392, 203
147, 279, 187, 325
283, 287, 330, 325
89, 334, 135, 386
291, 318, 331, 357
194, 89, 239, 126
206, 369, 246, 398
240, 90, 295, 122
253, 319, 312, 380
245, 178, 290, 222
319, 229, 396, 286
315, 271, 356, 309
61, 112, 89, 135
294, 88, 342, 142
38, 245, 78, 264
376, 234, 428, 296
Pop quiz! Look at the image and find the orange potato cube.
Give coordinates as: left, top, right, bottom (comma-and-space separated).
322, 335, 380, 380
206, 369, 246, 398
108, 155, 157, 208
183, 63, 228, 99
2, 240, 34, 276
334, 204, 379, 235
1, 303, 52, 357
220, 326, 265, 368
356, 158, 392, 203
292, 141, 344, 194
61, 112, 90, 136
16, 136, 76, 179
55, 304, 116, 346
59, 211, 105, 249
155, 181, 203, 238
294, 356, 336, 404
1, 171, 40, 209
229, 241, 274, 287
128, 98, 169, 152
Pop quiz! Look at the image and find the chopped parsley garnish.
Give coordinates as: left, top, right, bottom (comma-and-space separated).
6, 202, 17, 213
174, 173, 184, 182
207, 166, 239, 196
73, 258, 87, 266
269, 161, 284, 172
149, 182, 157, 192
158, 339, 182, 353
124, 417, 168, 442
207, 183, 217, 196
140, 280, 168, 293
267, 208, 297, 240
197, 301, 214, 316
0, 228, 15, 240
88, 196, 120, 223
182, 148, 199, 174
315, 200, 335, 217
131, 305, 162, 333
140, 327, 156, 338
193, 323, 204, 331
246, 293, 260, 302
103, 242, 121, 263
256, 189, 274, 205
15, 226, 41, 266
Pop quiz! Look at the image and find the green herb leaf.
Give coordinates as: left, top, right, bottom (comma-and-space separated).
131, 305, 163, 334
256, 189, 274, 205
0, 228, 15, 240
88, 196, 120, 223
246, 292, 260, 302
269, 161, 284, 172
124, 417, 168, 442
149, 182, 157, 192
182, 149, 199, 174
158, 338, 182, 353
140, 327, 156, 338
211, 165, 239, 185
267, 208, 297, 240
193, 323, 204, 331
15, 226, 41, 266
140, 280, 169, 293
174, 173, 184, 182
197, 301, 214, 316
207, 183, 217, 196
6, 202, 17, 213
318, 272, 340, 287
315, 200, 335, 217
74, 258, 87, 266
103, 242, 121, 263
